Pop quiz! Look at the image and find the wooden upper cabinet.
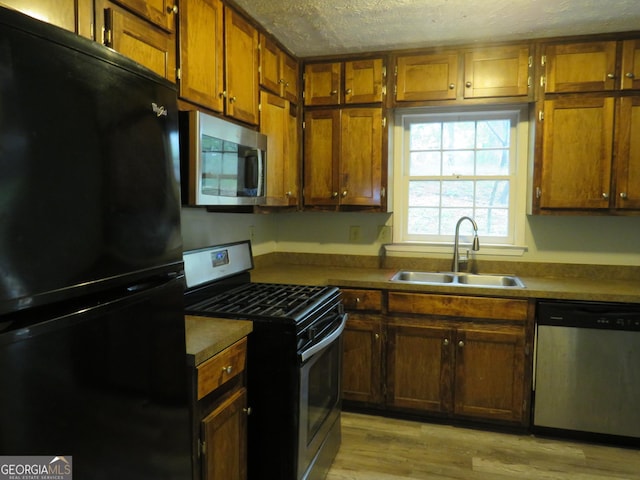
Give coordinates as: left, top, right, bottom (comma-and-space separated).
110, 0, 176, 32
224, 8, 259, 125
304, 62, 342, 106
103, 3, 176, 81
464, 45, 530, 98
178, 0, 224, 111
396, 53, 459, 102
303, 109, 341, 205
2, 0, 93, 38
260, 34, 299, 104
539, 96, 615, 210
614, 96, 640, 209
621, 39, 640, 90
260, 91, 299, 206
544, 41, 617, 93
344, 58, 385, 104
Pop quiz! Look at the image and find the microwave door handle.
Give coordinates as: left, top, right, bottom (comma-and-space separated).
299, 313, 348, 363
257, 149, 264, 196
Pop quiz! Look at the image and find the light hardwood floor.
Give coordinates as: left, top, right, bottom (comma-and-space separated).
326, 412, 640, 480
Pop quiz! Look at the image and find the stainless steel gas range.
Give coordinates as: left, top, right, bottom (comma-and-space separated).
183, 241, 345, 480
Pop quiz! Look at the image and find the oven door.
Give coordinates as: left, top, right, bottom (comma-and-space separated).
297, 313, 347, 480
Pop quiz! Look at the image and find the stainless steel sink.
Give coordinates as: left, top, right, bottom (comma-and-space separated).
390, 271, 455, 284
390, 271, 525, 288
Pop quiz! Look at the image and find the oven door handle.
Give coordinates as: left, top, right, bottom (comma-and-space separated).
299, 313, 348, 363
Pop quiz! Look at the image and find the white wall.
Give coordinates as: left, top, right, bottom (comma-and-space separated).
180, 208, 640, 266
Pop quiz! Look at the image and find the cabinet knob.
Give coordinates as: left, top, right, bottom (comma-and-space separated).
607, 73, 615, 79
458, 340, 464, 347
449, 83, 455, 90
243, 407, 252, 415
229, 96, 237, 103
443, 338, 449, 346
332, 191, 339, 198
219, 90, 226, 98
330, 90, 338, 95
375, 333, 380, 340
625, 72, 635, 79
167, 4, 178, 14
285, 191, 292, 197
222, 365, 233, 374
620, 192, 628, 199
602, 192, 609, 199
341, 190, 348, 197
345, 88, 352, 95
465, 81, 472, 88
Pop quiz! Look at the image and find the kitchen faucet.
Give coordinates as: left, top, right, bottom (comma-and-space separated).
452, 216, 480, 272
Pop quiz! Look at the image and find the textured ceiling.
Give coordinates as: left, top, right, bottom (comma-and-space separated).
232, 0, 640, 57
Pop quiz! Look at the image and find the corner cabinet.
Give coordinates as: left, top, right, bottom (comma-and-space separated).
303, 108, 384, 208
385, 293, 533, 425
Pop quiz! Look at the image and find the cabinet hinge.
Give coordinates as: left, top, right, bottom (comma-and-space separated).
527, 76, 532, 88
381, 187, 386, 198
382, 117, 386, 128
394, 65, 398, 76
104, 28, 112, 46
258, 102, 262, 112
382, 65, 387, 78
536, 186, 542, 199
538, 111, 544, 122
393, 84, 397, 95
302, 120, 306, 130
199, 438, 205, 458
528, 55, 533, 68
540, 75, 546, 88
541, 55, 546, 67
382, 85, 387, 96
176, 68, 182, 80
258, 65, 261, 74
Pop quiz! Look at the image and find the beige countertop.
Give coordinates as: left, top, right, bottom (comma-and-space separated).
251, 264, 640, 304
185, 315, 253, 366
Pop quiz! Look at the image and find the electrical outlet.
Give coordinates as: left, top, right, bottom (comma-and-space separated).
349, 225, 362, 243
377, 225, 392, 244
249, 225, 255, 243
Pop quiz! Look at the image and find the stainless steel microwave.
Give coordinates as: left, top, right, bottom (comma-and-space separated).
179, 111, 267, 206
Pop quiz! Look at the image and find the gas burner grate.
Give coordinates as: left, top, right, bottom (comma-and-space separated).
190, 283, 335, 321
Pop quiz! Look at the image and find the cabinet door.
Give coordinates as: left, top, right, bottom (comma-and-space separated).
303, 109, 340, 206
544, 41, 617, 93
110, 0, 176, 32
225, 8, 259, 125
395, 53, 458, 101
304, 62, 342, 106
105, 5, 176, 81
342, 313, 383, 405
340, 108, 383, 206
454, 328, 525, 422
260, 91, 298, 206
282, 53, 300, 104
386, 323, 454, 413
201, 387, 248, 480
615, 96, 640, 209
621, 39, 640, 91
2, 0, 93, 38
464, 45, 530, 98
259, 34, 283, 96
344, 58, 385, 104
178, 0, 224, 112
540, 96, 614, 209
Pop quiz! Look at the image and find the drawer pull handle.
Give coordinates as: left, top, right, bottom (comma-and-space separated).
222, 365, 233, 374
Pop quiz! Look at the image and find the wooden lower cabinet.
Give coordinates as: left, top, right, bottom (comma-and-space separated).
201, 387, 248, 480
341, 289, 533, 426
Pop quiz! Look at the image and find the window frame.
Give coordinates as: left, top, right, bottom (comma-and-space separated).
390, 105, 530, 257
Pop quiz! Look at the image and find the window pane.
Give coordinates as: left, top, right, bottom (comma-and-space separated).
440, 208, 472, 235
477, 120, 510, 148
475, 208, 509, 236
409, 181, 440, 207
443, 150, 474, 176
442, 181, 473, 207
408, 207, 440, 234
410, 123, 441, 150
443, 122, 475, 149
476, 149, 510, 175
410, 151, 441, 176
476, 180, 509, 208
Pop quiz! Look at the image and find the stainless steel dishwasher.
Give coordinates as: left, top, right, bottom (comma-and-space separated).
534, 300, 640, 440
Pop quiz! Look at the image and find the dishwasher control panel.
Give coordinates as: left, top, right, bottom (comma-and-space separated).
537, 300, 640, 331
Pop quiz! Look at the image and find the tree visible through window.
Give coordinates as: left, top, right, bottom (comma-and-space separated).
400, 110, 520, 244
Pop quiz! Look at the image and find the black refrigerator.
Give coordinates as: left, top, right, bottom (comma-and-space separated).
0, 7, 193, 479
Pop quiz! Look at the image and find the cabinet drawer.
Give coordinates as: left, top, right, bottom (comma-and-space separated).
342, 289, 382, 311
388, 292, 528, 321
197, 337, 247, 400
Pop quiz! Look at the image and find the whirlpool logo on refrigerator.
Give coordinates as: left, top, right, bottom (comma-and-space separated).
0, 456, 72, 480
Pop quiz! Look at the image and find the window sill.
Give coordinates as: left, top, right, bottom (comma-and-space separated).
384, 242, 527, 257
